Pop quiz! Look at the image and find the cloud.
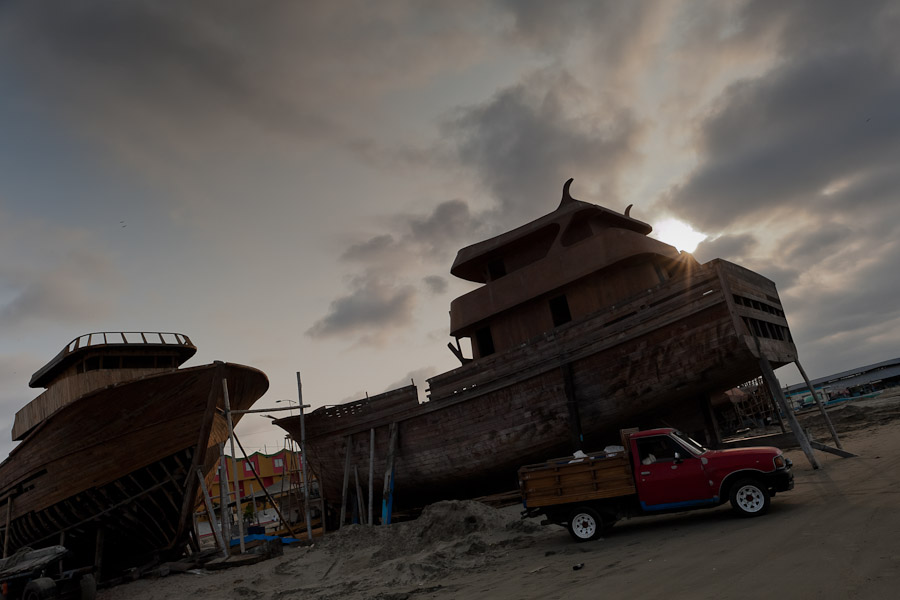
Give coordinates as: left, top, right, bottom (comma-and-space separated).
443, 68, 644, 223
662, 1, 900, 231
422, 276, 448, 295
0, 213, 121, 331
305, 274, 417, 345
693, 233, 759, 264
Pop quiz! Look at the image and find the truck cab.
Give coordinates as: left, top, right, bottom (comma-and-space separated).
519, 427, 794, 542
630, 428, 793, 513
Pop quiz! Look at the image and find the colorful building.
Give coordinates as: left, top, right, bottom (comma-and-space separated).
208, 448, 300, 502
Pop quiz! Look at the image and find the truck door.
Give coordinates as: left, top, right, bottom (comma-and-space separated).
634, 435, 716, 510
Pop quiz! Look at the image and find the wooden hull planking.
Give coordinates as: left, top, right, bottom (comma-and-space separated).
0, 362, 268, 568
277, 260, 797, 510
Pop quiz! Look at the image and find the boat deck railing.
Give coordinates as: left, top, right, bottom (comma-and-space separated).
65, 331, 195, 353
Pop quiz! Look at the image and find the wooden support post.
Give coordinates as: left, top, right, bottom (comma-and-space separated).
3, 497, 11, 559
58, 531, 65, 576
223, 378, 245, 554
218, 444, 230, 546
809, 440, 857, 458
249, 483, 258, 525
381, 422, 399, 525
197, 468, 227, 557
758, 355, 820, 469
297, 373, 314, 541
561, 363, 583, 452
795, 361, 843, 449
354, 466, 366, 525
368, 428, 375, 527
339, 436, 352, 529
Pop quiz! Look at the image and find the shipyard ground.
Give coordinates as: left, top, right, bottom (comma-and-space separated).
99, 392, 900, 600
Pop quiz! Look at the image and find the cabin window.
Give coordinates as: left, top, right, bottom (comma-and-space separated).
274, 458, 284, 468
122, 356, 156, 369
549, 295, 572, 327
101, 356, 121, 369
475, 327, 495, 357
487, 259, 507, 281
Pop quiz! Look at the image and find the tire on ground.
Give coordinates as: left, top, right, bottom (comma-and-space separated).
729, 478, 771, 517
22, 577, 57, 600
567, 506, 604, 542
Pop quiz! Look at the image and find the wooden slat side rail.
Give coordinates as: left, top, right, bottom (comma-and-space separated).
519, 454, 636, 508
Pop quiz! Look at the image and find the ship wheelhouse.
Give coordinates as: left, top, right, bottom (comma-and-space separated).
448, 180, 696, 359
13, 332, 196, 441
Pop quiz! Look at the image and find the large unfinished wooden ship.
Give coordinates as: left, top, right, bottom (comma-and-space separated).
276, 180, 798, 511
0, 332, 268, 574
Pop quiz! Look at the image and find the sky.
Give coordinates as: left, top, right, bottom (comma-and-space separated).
1, 0, 899, 459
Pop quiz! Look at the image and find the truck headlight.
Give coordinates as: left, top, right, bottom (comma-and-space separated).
773, 455, 786, 469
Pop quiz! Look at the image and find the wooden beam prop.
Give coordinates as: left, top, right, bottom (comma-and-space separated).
368, 428, 375, 527
297, 372, 314, 541
339, 436, 352, 529
809, 440, 857, 458
354, 466, 366, 526
175, 362, 224, 547
795, 360, 843, 449
196, 468, 227, 557
223, 378, 245, 554
232, 432, 298, 539
757, 352, 820, 469
218, 444, 230, 546
381, 422, 399, 525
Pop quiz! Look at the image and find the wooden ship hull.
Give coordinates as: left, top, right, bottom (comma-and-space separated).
276, 180, 799, 513
278, 259, 797, 510
0, 339, 268, 573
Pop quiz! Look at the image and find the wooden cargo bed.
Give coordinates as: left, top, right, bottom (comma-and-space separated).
518, 452, 636, 508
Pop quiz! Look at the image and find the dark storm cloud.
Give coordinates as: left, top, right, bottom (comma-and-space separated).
443, 69, 643, 223
422, 276, 448, 295
305, 275, 416, 345
664, 1, 900, 231
780, 222, 854, 264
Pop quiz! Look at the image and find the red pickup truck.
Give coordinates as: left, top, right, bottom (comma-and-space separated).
519, 428, 793, 541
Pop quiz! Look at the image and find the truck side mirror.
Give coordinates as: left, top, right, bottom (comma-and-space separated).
674, 451, 683, 464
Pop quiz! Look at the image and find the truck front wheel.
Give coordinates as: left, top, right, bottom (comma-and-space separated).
567, 506, 604, 542
729, 478, 771, 517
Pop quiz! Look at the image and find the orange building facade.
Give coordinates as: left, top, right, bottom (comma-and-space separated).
208, 449, 300, 502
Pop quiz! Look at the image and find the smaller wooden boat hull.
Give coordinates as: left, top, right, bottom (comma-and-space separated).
0, 362, 268, 572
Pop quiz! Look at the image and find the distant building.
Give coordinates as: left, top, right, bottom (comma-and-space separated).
209, 448, 300, 501
783, 357, 900, 407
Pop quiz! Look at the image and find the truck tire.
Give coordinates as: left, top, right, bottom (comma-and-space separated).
567, 506, 604, 542
79, 574, 97, 600
729, 478, 770, 517
22, 578, 57, 600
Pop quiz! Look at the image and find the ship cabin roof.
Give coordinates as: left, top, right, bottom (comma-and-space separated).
29, 331, 197, 389
450, 179, 653, 283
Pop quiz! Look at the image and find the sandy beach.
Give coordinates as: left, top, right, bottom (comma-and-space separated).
98, 392, 900, 600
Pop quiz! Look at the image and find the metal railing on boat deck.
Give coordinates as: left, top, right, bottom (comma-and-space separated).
65, 331, 195, 353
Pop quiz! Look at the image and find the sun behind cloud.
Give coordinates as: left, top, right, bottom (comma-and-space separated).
651, 218, 707, 253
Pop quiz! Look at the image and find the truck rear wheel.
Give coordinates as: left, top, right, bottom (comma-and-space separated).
22, 578, 57, 600
729, 478, 770, 517
567, 506, 604, 542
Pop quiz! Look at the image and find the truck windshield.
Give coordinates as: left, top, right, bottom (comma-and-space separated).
672, 430, 706, 454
